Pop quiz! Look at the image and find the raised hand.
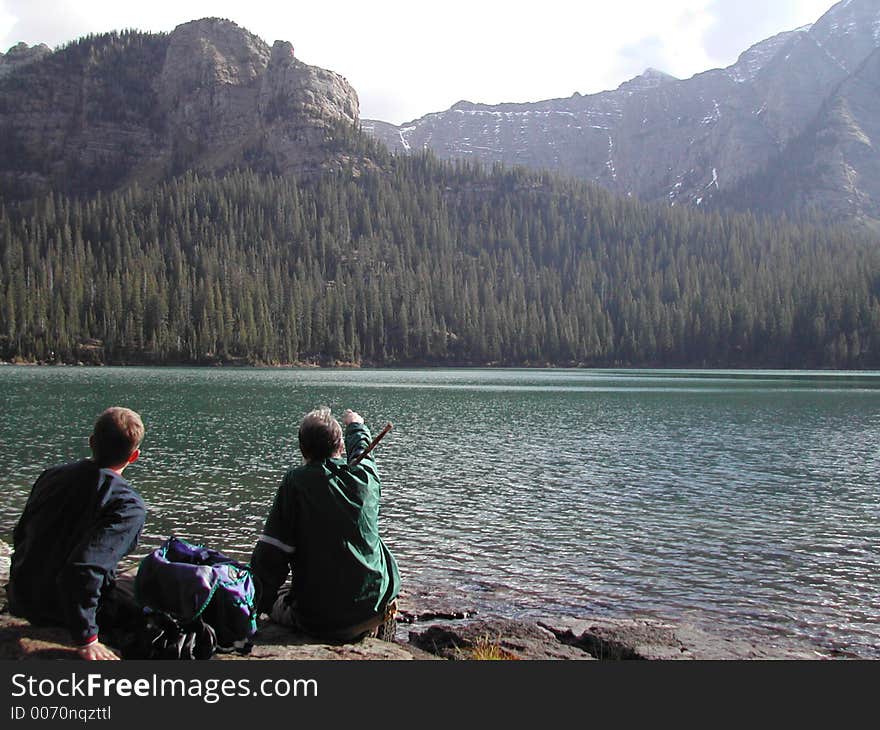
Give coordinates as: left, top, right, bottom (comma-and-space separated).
342, 409, 364, 426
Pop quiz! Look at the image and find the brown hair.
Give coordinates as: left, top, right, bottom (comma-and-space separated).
298, 407, 343, 462
91, 407, 145, 468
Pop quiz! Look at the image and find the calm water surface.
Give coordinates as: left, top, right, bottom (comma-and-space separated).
1, 366, 878, 657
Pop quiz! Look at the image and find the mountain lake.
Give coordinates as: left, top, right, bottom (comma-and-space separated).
1, 366, 878, 657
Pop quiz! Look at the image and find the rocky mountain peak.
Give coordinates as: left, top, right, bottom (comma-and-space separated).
450, 100, 481, 112
726, 27, 809, 83
4, 41, 51, 59
616, 67, 678, 92
807, 0, 880, 71
0, 41, 50, 77
0, 20, 362, 197
814, 0, 880, 30
270, 40, 296, 68
159, 18, 271, 105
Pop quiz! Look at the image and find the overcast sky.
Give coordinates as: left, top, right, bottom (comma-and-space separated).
0, 0, 837, 124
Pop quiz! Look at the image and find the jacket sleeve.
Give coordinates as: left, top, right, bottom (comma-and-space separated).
57, 487, 145, 645
251, 477, 296, 615
344, 422, 382, 486
345, 422, 373, 462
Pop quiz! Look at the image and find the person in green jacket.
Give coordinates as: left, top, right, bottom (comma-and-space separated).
250, 407, 400, 641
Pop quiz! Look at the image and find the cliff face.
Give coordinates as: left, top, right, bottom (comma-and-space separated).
362, 0, 880, 226
724, 45, 880, 230
0, 19, 361, 197
811, 47, 880, 227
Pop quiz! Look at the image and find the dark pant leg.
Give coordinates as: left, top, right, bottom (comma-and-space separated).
96, 569, 142, 653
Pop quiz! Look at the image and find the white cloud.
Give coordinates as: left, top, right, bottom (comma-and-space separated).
0, 0, 839, 124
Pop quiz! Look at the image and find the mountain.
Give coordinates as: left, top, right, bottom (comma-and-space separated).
362, 0, 880, 227
0, 18, 361, 198
1, 15, 879, 371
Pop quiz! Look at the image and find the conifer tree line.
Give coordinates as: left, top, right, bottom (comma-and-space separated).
2, 150, 880, 368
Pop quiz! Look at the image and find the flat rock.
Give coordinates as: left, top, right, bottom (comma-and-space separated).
220, 620, 438, 661
542, 616, 828, 660
408, 619, 594, 660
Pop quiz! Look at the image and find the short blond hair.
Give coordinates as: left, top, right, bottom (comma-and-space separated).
91, 407, 144, 467
298, 407, 343, 462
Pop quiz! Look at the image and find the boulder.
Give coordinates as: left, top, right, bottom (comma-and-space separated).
408, 619, 594, 660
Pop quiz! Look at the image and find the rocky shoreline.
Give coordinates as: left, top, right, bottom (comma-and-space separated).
0, 541, 839, 660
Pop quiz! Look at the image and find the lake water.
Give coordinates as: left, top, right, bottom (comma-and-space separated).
1, 366, 878, 657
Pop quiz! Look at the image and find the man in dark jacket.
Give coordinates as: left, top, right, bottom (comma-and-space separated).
8, 407, 146, 660
251, 407, 400, 641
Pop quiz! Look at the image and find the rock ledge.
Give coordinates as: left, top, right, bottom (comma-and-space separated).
0, 541, 841, 661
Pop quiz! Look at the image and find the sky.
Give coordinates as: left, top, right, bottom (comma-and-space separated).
0, 0, 838, 124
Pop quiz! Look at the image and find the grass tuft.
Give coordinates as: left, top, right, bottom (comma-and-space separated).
467, 636, 520, 661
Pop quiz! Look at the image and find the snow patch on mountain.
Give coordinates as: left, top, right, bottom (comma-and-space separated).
606, 135, 617, 181
398, 125, 415, 151
702, 100, 721, 126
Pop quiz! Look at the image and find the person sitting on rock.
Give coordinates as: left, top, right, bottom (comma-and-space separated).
7, 407, 147, 661
251, 407, 400, 641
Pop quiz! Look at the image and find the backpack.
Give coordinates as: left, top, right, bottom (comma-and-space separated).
133, 537, 258, 657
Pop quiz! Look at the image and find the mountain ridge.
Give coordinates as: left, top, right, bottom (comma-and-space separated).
1, 14, 879, 371
362, 0, 880, 227
1, 4, 878, 228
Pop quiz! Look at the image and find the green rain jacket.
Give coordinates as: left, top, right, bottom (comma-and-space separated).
251, 422, 400, 635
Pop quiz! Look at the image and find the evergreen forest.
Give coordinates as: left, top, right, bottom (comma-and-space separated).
2, 146, 880, 368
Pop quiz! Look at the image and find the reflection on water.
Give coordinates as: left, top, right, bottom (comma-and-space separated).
1, 366, 879, 657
